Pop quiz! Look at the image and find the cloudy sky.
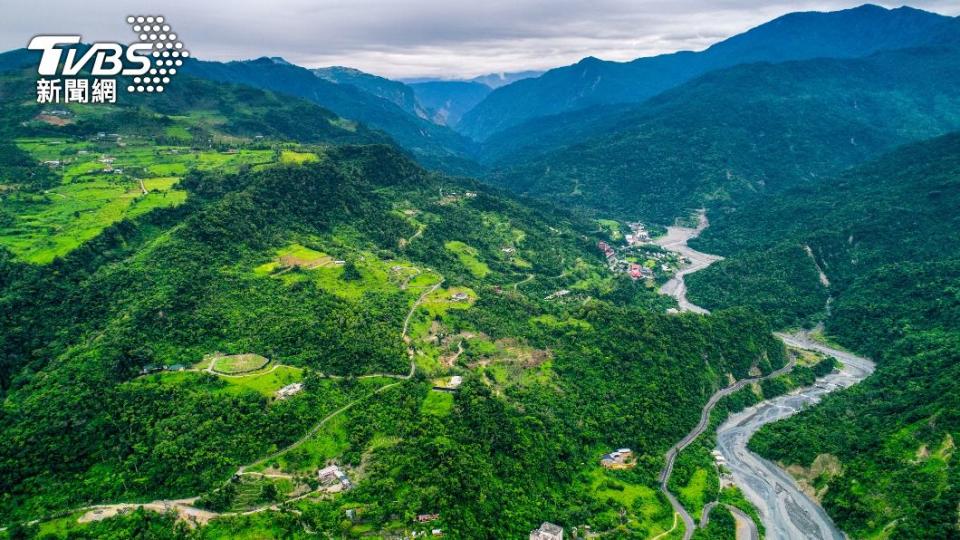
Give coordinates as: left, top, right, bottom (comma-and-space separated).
4, 1, 958, 79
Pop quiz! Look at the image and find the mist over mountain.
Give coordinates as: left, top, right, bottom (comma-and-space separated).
458, 4, 956, 140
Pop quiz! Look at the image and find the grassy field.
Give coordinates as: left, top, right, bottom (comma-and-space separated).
220, 365, 304, 397
0, 137, 281, 264
444, 241, 490, 278
421, 390, 454, 417
279, 150, 319, 164
585, 466, 675, 537
212, 354, 270, 374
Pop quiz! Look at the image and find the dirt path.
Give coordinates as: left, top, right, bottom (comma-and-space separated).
47, 276, 446, 530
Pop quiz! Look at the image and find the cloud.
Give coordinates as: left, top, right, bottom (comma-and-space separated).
2, 0, 958, 78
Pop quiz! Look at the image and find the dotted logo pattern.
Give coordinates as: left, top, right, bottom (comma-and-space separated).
125, 15, 189, 93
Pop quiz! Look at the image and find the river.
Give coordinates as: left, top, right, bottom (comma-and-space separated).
653, 211, 876, 540
716, 333, 874, 540
653, 210, 722, 314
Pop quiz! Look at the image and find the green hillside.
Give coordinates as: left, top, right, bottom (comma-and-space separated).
0, 89, 787, 538
488, 46, 960, 223
685, 133, 960, 538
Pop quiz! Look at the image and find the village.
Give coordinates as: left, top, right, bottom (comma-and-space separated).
597, 221, 685, 283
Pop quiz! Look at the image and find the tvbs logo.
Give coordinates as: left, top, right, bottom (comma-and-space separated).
29, 15, 189, 104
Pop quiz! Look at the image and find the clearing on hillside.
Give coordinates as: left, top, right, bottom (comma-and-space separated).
212, 353, 270, 374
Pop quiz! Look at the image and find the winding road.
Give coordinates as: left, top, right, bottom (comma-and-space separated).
716, 334, 874, 540
658, 357, 796, 540
51, 278, 445, 530
653, 210, 875, 540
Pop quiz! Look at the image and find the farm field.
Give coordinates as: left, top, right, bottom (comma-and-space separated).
0, 136, 279, 263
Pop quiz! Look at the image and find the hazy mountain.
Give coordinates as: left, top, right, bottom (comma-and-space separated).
488, 44, 960, 222
402, 70, 542, 88
459, 4, 956, 140
409, 81, 492, 127
182, 57, 479, 174
468, 70, 544, 89
313, 65, 428, 120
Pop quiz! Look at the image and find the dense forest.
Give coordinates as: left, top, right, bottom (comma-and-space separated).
685, 133, 960, 538
0, 93, 786, 537
486, 45, 960, 222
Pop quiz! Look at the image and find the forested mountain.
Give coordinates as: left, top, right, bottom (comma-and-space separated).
0, 63, 791, 538
182, 57, 480, 174
409, 81, 492, 127
458, 4, 955, 140
486, 44, 960, 223
313, 65, 429, 120
683, 133, 960, 538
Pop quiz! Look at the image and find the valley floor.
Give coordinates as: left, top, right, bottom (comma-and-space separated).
654, 211, 876, 540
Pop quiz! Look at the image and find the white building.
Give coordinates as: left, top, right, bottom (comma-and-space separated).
530, 522, 563, 540
276, 382, 303, 399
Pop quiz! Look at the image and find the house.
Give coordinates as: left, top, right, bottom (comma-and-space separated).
276, 382, 304, 399
432, 529, 443, 536
529, 521, 564, 540
601, 448, 636, 470
544, 290, 570, 301
318, 464, 352, 490
42, 160, 60, 167
501, 247, 515, 254
451, 292, 469, 302
433, 375, 463, 392
416, 513, 439, 523
166, 364, 186, 372
139, 364, 163, 375
629, 263, 643, 280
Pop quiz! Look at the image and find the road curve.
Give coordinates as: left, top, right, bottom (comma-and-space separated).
715, 333, 875, 540
701, 502, 760, 540
658, 357, 796, 539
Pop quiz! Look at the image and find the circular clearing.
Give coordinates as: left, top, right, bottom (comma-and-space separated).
212, 353, 270, 374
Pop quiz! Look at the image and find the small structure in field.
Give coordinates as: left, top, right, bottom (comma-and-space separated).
432, 375, 463, 392
530, 521, 564, 540
544, 290, 570, 301
601, 448, 636, 470
451, 292, 469, 302
276, 382, 304, 400
318, 464, 352, 491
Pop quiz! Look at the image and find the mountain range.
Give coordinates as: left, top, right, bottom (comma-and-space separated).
457, 4, 957, 140
3, 3, 960, 538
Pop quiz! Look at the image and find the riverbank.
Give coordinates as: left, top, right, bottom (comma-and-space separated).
716, 333, 874, 539
653, 210, 875, 540
653, 210, 722, 314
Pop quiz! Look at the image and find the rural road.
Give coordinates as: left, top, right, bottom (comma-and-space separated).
654, 211, 873, 539
701, 502, 760, 540
715, 332, 874, 540
654, 210, 722, 314
658, 357, 796, 540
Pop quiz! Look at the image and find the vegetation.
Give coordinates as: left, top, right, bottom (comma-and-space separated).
684, 133, 960, 538
488, 46, 960, 223
0, 93, 787, 538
